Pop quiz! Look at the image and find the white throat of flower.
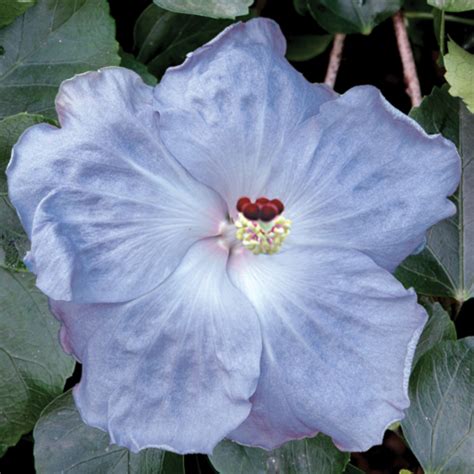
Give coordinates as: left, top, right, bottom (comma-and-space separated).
234, 213, 291, 255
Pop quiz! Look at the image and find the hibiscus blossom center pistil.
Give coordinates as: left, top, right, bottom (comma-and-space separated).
233, 196, 291, 255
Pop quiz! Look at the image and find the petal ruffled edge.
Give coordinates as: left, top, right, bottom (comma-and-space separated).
285, 85, 460, 272
227, 245, 427, 452
50, 239, 263, 454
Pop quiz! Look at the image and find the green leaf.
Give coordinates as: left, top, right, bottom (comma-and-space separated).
210, 435, 349, 474
413, 302, 456, 366
395, 86, 474, 302
0, 194, 28, 271
134, 4, 232, 79
34, 390, 184, 473
0, 114, 71, 455
428, 0, 474, 12
286, 34, 333, 62
0, 0, 120, 120
307, 0, 402, 35
408, 85, 459, 145
0, 113, 53, 269
119, 50, 157, 86
445, 39, 474, 113
343, 465, 365, 474
152, 0, 252, 19
401, 338, 474, 473
0, 0, 35, 28
293, 0, 309, 15
395, 247, 455, 299
0, 268, 74, 454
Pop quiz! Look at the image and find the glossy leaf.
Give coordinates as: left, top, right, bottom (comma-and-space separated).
0, 0, 35, 28
34, 390, 185, 474
0, 269, 74, 455
307, 0, 402, 34
445, 39, 474, 113
286, 34, 333, 61
408, 85, 459, 144
134, 4, 232, 79
344, 465, 365, 474
413, 302, 456, 366
402, 338, 474, 473
0, 113, 71, 455
0, 0, 120, 119
210, 435, 349, 474
395, 246, 454, 299
428, 0, 474, 11
153, 0, 252, 19
119, 50, 157, 86
0, 195, 27, 271
293, 0, 309, 15
395, 87, 474, 302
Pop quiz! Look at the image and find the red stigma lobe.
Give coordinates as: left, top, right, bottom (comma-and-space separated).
236, 197, 251, 212
241, 202, 260, 220
260, 203, 278, 222
270, 199, 284, 214
236, 196, 285, 221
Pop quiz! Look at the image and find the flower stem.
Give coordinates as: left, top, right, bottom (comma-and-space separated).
392, 11, 422, 107
324, 33, 346, 89
439, 9, 446, 58
404, 11, 474, 26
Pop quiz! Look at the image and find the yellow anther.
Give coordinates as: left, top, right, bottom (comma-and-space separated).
235, 213, 291, 255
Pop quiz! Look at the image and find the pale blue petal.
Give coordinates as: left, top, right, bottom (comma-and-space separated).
154, 19, 459, 272
8, 67, 226, 303
284, 86, 460, 272
50, 240, 262, 454
227, 246, 427, 452
154, 18, 336, 215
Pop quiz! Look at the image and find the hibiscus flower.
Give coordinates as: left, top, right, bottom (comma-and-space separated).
7, 18, 460, 454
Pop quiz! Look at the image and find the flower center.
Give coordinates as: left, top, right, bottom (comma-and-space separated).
234, 196, 291, 255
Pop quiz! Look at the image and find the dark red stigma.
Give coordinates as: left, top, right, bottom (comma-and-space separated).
241, 202, 260, 220
260, 203, 278, 222
236, 197, 251, 212
237, 196, 285, 221
270, 199, 284, 214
